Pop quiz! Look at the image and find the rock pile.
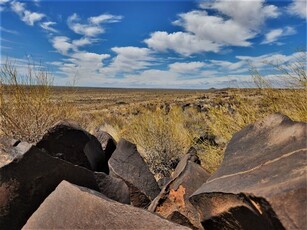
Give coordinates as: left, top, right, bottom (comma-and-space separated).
0, 113, 306, 229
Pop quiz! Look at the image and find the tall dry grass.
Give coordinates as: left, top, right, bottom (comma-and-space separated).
0, 59, 76, 142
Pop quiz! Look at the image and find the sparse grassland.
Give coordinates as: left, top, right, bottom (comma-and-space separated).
1, 57, 306, 177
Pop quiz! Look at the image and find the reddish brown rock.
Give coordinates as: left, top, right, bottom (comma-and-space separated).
0, 146, 100, 229
23, 181, 190, 230
36, 120, 107, 172
190, 114, 306, 230
149, 151, 210, 229
109, 138, 160, 208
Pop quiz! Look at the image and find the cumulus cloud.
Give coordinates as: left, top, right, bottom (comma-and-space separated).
40, 21, 58, 33
169, 61, 205, 73
288, 0, 307, 19
261, 27, 296, 44
145, 0, 280, 56
67, 13, 122, 37
101, 46, 155, 75
11, 1, 45, 26
145, 31, 220, 56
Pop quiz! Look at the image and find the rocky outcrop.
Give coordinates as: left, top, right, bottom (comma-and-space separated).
190, 113, 307, 230
0, 146, 99, 229
23, 181, 189, 230
36, 120, 107, 172
109, 138, 160, 208
149, 151, 210, 229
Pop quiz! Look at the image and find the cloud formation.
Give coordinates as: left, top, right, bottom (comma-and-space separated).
67, 13, 122, 37
11, 1, 45, 26
145, 0, 280, 56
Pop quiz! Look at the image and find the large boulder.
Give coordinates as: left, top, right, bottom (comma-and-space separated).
149, 151, 210, 229
190, 114, 307, 230
109, 138, 160, 207
36, 120, 107, 172
23, 181, 190, 230
0, 146, 100, 229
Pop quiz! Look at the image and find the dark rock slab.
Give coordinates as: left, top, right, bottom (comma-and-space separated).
108, 138, 160, 208
0, 146, 100, 230
148, 151, 210, 229
23, 181, 190, 230
190, 113, 307, 230
94, 172, 130, 204
36, 120, 107, 172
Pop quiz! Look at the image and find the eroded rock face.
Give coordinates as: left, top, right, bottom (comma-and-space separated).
109, 138, 160, 208
94, 172, 130, 204
0, 146, 99, 229
190, 113, 307, 230
149, 151, 210, 229
36, 120, 107, 172
93, 128, 117, 160
23, 181, 190, 230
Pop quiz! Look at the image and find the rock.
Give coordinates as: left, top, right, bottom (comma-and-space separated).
0, 137, 31, 167
94, 172, 130, 204
109, 138, 160, 208
158, 177, 170, 189
190, 113, 307, 230
148, 151, 210, 229
23, 181, 190, 230
168, 211, 197, 230
93, 127, 117, 162
0, 146, 100, 229
36, 120, 107, 172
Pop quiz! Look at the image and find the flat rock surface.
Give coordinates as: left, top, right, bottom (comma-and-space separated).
191, 114, 307, 230
0, 146, 99, 229
109, 138, 160, 207
23, 181, 190, 230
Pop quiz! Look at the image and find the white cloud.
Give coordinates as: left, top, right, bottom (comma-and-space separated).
101, 46, 155, 75
67, 13, 122, 37
51, 36, 73, 55
40, 21, 58, 33
11, 1, 45, 26
89, 14, 123, 24
262, 26, 296, 44
201, 0, 279, 29
288, 0, 307, 19
145, 0, 280, 56
145, 31, 220, 56
169, 61, 205, 73
72, 37, 92, 47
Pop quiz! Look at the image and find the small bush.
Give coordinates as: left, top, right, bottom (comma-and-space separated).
122, 107, 192, 178
0, 59, 76, 142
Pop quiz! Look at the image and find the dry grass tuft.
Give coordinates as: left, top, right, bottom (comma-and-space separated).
0, 59, 76, 142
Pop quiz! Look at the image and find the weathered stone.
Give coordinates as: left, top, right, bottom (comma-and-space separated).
149, 151, 210, 229
94, 172, 130, 204
0, 146, 100, 229
0, 137, 31, 167
168, 211, 197, 230
23, 181, 190, 230
190, 113, 307, 230
109, 138, 160, 208
93, 127, 117, 173
36, 120, 107, 172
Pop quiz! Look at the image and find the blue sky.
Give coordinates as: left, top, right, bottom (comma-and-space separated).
0, 0, 306, 88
